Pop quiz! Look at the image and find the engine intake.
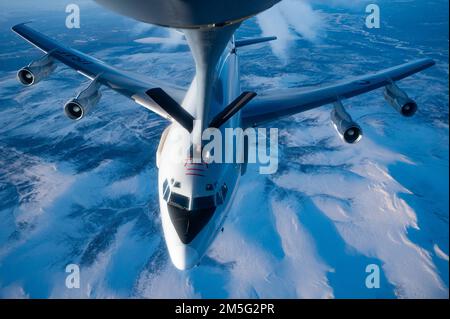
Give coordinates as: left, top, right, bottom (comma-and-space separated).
383, 83, 417, 117
17, 54, 56, 86
64, 78, 102, 120
331, 101, 363, 144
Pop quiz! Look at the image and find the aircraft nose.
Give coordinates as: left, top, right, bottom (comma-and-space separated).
170, 245, 200, 270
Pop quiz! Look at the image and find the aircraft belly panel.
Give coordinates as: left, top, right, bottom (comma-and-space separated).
95, 0, 280, 28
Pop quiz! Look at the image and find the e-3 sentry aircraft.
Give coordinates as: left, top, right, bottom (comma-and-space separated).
12, 0, 435, 270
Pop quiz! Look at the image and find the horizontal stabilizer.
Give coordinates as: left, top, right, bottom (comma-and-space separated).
235, 36, 277, 48
146, 88, 195, 132
209, 91, 257, 128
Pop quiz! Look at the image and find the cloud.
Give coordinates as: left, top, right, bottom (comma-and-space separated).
131, 22, 154, 36
256, 0, 324, 61
132, 22, 185, 48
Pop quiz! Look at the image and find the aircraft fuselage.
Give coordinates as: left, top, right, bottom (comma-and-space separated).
157, 28, 243, 270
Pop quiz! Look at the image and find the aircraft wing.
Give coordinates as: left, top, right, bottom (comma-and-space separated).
12, 23, 188, 124
241, 59, 435, 127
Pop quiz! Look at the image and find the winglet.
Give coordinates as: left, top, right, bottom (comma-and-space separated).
146, 88, 195, 132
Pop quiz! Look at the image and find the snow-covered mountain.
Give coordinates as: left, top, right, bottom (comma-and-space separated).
0, 0, 448, 298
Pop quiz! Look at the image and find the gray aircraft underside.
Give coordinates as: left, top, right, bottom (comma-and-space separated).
94, 0, 281, 28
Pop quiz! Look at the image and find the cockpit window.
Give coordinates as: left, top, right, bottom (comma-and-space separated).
168, 192, 190, 210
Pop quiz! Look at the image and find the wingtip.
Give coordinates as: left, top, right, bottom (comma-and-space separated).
11, 21, 33, 33
421, 57, 436, 67
408, 58, 436, 71
424, 58, 436, 70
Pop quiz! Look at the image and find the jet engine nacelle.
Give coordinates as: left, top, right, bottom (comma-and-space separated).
17, 53, 56, 86
64, 78, 102, 120
383, 83, 417, 117
331, 101, 363, 144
